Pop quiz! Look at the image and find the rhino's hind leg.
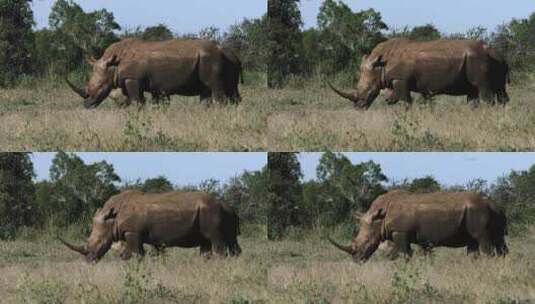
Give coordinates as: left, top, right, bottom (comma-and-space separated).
496, 90, 510, 106
212, 239, 226, 257
466, 240, 479, 257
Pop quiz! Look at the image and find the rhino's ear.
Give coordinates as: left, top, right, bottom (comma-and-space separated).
371, 55, 385, 68
371, 208, 386, 221
104, 208, 117, 221
106, 55, 120, 67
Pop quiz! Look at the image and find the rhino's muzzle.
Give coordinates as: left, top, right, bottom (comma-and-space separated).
59, 237, 88, 256
83, 87, 112, 109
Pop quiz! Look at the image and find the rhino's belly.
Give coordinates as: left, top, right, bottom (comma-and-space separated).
414, 224, 471, 247
147, 71, 205, 96
146, 229, 205, 248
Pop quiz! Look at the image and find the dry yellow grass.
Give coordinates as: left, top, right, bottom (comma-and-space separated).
2, 227, 533, 303
268, 78, 535, 151
3, 76, 534, 151
0, 76, 269, 151
0, 228, 269, 303
265, 230, 535, 303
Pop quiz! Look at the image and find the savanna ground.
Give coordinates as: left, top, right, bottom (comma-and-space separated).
268, 75, 535, 151
2, 225, 534, 303
3, 74, 535, 152
266, 227, 535, 304
0, 72, 269, 151
0, 225, 269, 304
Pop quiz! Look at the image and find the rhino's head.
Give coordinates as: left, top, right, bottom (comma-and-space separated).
66, 55, 120, 109
328, 55, 386, 109
60, 207, 117, 263
328, 207, 385, 262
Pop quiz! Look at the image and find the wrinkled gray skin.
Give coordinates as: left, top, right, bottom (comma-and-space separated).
66, 38, 241, 109
106, 46, 243, 107
329, 38, 510, 109
328, 190, 508, 263
59, 190, 241, 263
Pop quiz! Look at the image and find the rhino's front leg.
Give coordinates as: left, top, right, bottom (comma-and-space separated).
124, 79, 146, 110
392, 232, 412, 259
120, 232, 145, 260
392, 80, 412, 109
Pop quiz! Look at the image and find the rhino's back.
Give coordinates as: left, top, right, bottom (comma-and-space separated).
105, 190, 220, 236
104, 190, 216, 212
373, 38, 487, 62
102, 38, 218, 61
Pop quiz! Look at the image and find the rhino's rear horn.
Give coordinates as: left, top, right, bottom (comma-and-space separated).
58, 237, 88, 255
327, 236, 355, 255
65, 78, 88, 99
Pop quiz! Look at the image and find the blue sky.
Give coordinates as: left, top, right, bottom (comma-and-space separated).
299, 0, 535, 34
31, 153, 266, 186
31, 0, 265, 33
298, 153, 535, 186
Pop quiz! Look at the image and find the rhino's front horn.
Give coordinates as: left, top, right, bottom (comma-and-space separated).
327, 236, 355, 255
65, 78, 88, 99
58, 237, 88, 255
327, 81, 360, 104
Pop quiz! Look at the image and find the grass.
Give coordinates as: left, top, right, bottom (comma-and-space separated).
0, 73, 269, 151
0, 225, 269, 304
265, 228, 535, 304
3, 74, 535, 151
2, 225, 534, 303
268, 76, 535, 151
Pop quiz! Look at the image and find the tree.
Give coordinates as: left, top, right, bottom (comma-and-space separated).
464, 178, 489, 195
312, 152, 387, 226
0, 0, 35, 86
46, 152, 120, 225
141, 176, 173, 193
198, 26, 221, 43
408, 24, 441, 41
142, 24, 173, 41
490, 12, 535, 71
315, 0, 387, 74
267, 152, 303, 239
491, 165, 535, 232
42, 0, 120, 74
223, 168, 269, 224
408, 176, 441, 193
198, 178, 222, 198
0, 153, 35, 239
224, 15, 269, 71
267, 0, 303, 88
